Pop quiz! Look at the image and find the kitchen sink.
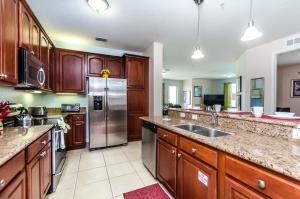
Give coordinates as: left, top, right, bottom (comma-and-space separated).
174, 124, 232, 137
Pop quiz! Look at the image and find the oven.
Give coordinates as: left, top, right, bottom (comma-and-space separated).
18, 47, 45, 88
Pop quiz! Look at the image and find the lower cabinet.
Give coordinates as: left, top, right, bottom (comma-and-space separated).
26, 143, 51, 199
225, 177, 266, 199
177, 151, 217, 199
0, 170, 26, 199
157, 139, 177, 196
65, 114, 86, 150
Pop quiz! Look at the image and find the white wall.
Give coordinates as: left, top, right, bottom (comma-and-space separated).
144, 42, 163, 116
236, 32, 300, 114
192, 79, 216, 106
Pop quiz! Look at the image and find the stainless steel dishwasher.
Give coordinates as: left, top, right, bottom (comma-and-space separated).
142, 121, 157, 178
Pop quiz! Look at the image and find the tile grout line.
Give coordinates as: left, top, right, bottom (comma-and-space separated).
102, 151, 115, 198
72, 152, 82, 199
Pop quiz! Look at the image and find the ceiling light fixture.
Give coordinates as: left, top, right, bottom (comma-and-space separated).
241, 0, 262, 41
191, 0, 205, 60
88, 0, 109, 14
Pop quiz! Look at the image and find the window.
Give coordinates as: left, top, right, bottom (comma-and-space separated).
169, 86, 177, 104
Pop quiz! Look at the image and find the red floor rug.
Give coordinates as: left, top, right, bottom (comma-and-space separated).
123, 184, 170, 199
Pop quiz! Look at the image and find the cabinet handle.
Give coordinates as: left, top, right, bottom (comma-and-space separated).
177, 153, 182, 158
41, 140, 47, 145
257, 179, 266, 189
0, 74, 3, 78
163, 134, 167, 138
0, 179, 5, 187
30, 51, 35, 55
172, 150, 176, 154
40, 151, 47, 157
191, 148, 197, 154
3, 74, 7, 78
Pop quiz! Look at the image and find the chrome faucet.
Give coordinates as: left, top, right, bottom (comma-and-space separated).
209, 106, 218, 127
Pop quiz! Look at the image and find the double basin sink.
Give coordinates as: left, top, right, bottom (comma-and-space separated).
174, 124, 232, 137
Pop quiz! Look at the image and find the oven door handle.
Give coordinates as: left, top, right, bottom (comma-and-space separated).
54, 157, 66, 177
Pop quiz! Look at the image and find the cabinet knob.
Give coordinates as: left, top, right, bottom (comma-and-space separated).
0, 74, 3, 78
41, 140, 47, 145
177, 153, 182, 158
257, 179, 266, 189
30, 51, 35, 55
3, 74, 7, 78
191, 148, 197, 154
0, 179, 5, 187
163, 134, 167, 138
172, 150, 176, 154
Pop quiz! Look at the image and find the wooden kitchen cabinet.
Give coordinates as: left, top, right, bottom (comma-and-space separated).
65, 114, 86, 150
0, 0, 18, 85
124, 54, 149, 141
31, 21, 40, 58
55, 49, 86, 93
225, 176, 267, 199
157, 139, 177, 197
19, 2, 31, 51
0, 170, 26, 199
86, 54, 106, 77
177, 151, 217, 199
106, 56, 124, 78
40, 32, 50, 89
26, 136, 51, 199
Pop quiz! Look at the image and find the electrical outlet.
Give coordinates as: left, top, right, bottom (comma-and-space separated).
292, 129, 300, 139
180, 112, 186, 118
192, 114, 198, 120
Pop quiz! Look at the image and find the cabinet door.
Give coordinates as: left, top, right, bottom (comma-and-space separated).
64, 117, 73, 148
157, 139, 177, 196
19, 3, 31, 50
177, 151, 217, 199
86, 54, 105, 76
225, 177, 267, 199
48, 43, 54, 90
59, 50, 85, 93
1, 0, 18, 84
31, 21, 40, 58
72, 120, 85, 147
106, 56, 124, 78
40, 32, 49, 89
0, 170, 26, 199
26, 154, 41, 199
125, 56, 148, 88
40, 143, 51, 198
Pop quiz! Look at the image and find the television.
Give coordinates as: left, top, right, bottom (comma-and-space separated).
203, 95, 224, 106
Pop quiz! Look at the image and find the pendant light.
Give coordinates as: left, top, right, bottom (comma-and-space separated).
88, 0, 109, 14
241, 0, 262, 41
191, 0, 205, 59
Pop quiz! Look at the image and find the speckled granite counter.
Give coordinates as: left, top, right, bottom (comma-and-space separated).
0, 125, 53, 167
140, 116, 300, 181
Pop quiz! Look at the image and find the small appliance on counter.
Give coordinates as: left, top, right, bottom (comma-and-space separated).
28, 106, 48, 117
61, 104, 80, 112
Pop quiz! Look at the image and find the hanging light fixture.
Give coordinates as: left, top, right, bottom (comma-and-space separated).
88, 0, 109, 14
191, 0, 205, 59
241, 0, 263, 41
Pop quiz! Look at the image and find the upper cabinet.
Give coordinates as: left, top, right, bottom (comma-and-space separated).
31, 20, 40, 58
40, 32, 49, 89
86, 54, 106, 77
19, 2, 31, 51
86, 54, 124, 78
55, 49, 86, 93
0, 0, 18, 85
125, 55, 148, 88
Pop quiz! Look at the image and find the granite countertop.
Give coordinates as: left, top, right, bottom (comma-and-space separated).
141, 116, 300, 181
47, 108, 86, 118
170, 108, 300, 128
0, 125, 53, 167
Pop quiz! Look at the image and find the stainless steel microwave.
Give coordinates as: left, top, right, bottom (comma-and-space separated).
18, 48, 45, 88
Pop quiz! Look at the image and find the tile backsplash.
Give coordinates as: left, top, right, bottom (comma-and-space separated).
0, 86, 88, 107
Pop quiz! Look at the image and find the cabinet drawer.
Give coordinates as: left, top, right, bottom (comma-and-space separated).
72, 115, 84, 121
226, 155, 300, 199
179, 137, 218, 168
26, 131, 51, 162
157, 128, 177, 146
0, 151, 25, 192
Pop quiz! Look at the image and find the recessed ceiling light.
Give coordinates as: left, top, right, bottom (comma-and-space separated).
88, 0, 109, 14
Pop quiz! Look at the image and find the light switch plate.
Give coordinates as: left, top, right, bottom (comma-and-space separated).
192, 114, 198, 120
180, 112, 185, 118
292, 129, 300, 139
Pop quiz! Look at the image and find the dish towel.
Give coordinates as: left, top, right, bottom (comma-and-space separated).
59, 130, 65, 150
57, 117, 71, 134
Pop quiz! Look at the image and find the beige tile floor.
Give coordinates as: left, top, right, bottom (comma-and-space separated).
46, 141, 173, 199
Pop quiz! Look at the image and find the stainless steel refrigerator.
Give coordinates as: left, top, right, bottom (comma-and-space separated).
88, 77, 127, 149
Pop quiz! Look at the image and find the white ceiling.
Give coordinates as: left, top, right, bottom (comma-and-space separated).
278, 49, 300, 66
27, 0, 300, 80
